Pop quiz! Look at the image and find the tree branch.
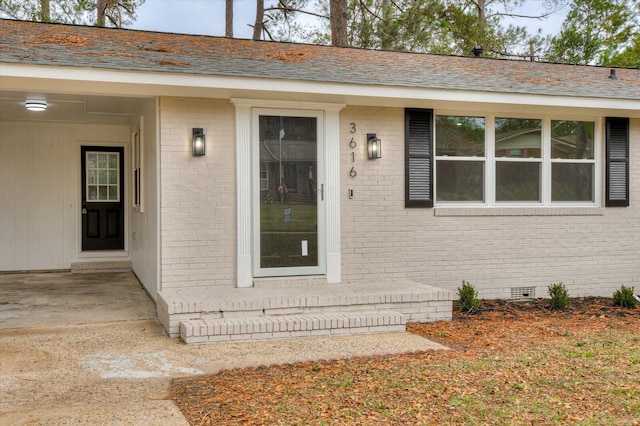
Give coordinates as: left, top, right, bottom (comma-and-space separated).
264, 6, 328, 20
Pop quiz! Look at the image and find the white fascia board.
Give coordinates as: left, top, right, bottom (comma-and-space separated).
2, 63, 639, 116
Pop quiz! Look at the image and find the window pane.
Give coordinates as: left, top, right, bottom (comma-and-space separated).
99, 185, 108, 200
87, 154, 97, 169
88, 186, 97, 201
436, 116, 485, 157
98, 154, 108, 168
496, 162, 540, 202
495, 118, 541, 158
108, 154, 118, 169
552, 163, 594, 202
551, 120, 594, 159
109, 170, 118, 184
108, 185, 118, 201
436, 160, 484, 202
88, 169, 97, 185
98, 170, 108, 184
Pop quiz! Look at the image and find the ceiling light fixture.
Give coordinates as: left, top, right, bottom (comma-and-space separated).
25, 100, 48, 112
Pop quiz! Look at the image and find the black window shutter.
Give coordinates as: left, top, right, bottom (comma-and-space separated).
405, 108, 434, 207
605, 117, 630, 207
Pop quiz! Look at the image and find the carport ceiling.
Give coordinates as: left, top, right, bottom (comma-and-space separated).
0, 90, 151, 125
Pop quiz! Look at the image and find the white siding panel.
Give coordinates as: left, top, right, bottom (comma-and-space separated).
130, 100, 160, 298
0, 121, 129, 271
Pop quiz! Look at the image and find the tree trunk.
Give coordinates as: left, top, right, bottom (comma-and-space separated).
97, 0, 107, 27
226, 0, 233, 38
39, 0, 50, 22
476, 0, 486, 22
330, 0, 348, 47
253, 0, 264, 40
380, 0, 392, 50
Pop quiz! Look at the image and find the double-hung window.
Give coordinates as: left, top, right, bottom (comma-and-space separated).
407, 110, 628, 208
550, 120, 595, 202
494, 118, 542, 203
435, 115, 597, 206
435, 116, 486, 202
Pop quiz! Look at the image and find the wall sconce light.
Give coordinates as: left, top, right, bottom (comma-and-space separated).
192, 128, 205, 156
367, 133, 382, 159
25, 100, 47, 111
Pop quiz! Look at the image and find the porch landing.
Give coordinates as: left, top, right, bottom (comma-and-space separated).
157, 281, 454, 343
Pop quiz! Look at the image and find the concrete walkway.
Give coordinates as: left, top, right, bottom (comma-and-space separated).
0, 272, 447, 425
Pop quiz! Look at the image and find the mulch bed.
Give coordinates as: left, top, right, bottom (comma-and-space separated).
171, 297, 639, 425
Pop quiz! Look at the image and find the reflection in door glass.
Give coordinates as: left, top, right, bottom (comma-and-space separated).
259, 116, 318, 269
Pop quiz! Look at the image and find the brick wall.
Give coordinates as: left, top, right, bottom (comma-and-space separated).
159, 98, 638, 299
159, 97, 236, 289
340, 108, 639, 299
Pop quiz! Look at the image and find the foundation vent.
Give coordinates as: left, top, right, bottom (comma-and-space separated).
510, 287, 535, 299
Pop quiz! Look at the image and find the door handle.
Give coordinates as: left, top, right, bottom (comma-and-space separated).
81, 208, 87, 215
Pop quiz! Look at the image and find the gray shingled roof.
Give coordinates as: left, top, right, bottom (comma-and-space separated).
1, 19, 639, 101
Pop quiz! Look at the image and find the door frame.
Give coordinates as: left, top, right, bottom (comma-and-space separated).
252, 108, 326, 277
232, 99, 345, 287
78, 142, 129, 256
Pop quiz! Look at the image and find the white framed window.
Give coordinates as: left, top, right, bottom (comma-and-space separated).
495, 118, 542, 203
86, 151, 120, 202
433, 113, 599, 207
550, 120, 595, 203
435, 115, 486, 203
132, 117, 144, 212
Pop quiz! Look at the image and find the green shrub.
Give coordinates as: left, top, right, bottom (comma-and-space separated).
457, 280, 480, 313
612, 285, 638, 308
548, 282, 570, 310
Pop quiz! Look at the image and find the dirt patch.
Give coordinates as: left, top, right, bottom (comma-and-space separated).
171, 297, 639, 425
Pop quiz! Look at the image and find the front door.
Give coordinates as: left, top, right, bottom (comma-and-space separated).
81, 146, 125, 251
254, 111, 325, 276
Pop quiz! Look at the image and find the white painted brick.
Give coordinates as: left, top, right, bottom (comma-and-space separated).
207, 335, 231, 343
186, 336, 208, 344
251, 333, 275, 340
272, 331, 292, 339
340, 109, 639, 300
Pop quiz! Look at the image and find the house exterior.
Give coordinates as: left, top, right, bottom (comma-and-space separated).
1, 19, 638, 342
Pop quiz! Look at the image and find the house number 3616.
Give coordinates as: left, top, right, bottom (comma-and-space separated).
349, 122, 357, 177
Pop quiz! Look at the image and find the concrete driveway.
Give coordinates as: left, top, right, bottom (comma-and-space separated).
0, 272, 446, 425
0, 272, 157, 328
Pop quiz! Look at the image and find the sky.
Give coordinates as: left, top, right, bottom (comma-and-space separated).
129, 0, 569, 40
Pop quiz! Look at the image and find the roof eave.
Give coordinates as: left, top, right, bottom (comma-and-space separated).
2, 63, 639, 117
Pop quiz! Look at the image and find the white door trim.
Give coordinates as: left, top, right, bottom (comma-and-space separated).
232, 99, 345, 287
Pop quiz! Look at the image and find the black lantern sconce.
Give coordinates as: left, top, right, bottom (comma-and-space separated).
192, 128, 205, 156
367, 133, 382, 159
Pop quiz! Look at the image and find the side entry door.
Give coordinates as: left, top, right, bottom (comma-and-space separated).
81, 146, 125, 251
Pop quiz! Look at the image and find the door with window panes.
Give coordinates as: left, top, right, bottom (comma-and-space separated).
81, 146, 125, 250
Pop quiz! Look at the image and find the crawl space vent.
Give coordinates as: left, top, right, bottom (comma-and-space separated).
510, 287, 535, 299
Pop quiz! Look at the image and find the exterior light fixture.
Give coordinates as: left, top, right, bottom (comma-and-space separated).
367, 133, 382, 159
192, 128, 205, 156
25, 100, 47, 111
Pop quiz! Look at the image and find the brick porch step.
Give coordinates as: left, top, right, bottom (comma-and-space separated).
180, 310, 406, 344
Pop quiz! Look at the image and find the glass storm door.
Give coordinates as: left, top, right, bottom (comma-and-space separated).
254, 111, 325, 276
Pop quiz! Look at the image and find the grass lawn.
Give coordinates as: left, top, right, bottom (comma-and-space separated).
171, 298, 639, 425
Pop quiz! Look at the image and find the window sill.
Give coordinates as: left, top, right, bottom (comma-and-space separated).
434, 207, 605, 217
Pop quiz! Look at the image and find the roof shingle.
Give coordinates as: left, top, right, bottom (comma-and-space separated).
1, 19, 639, 101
